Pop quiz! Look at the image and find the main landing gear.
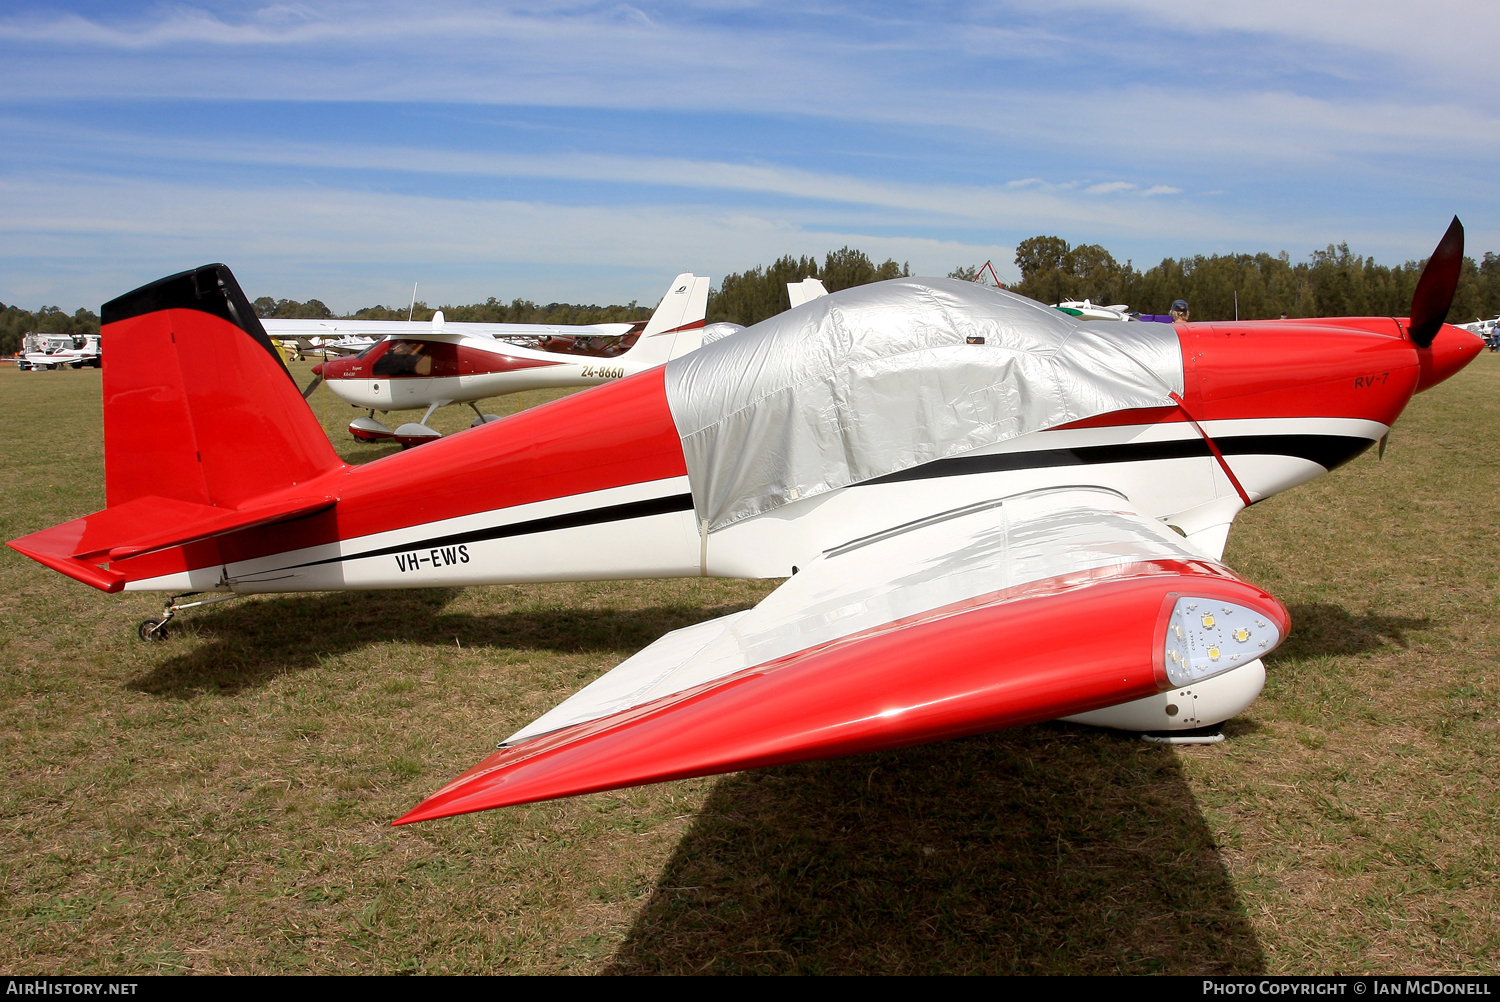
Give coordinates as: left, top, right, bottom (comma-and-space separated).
349, 410, 396, 442
468, 402, 501, 428
347, 401, 498, 448
392, 400, 446, 448
136, 591, 241, 642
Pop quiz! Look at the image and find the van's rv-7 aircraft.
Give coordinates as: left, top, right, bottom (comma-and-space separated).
294, 274, 712, 447
8, 219, 1482, 825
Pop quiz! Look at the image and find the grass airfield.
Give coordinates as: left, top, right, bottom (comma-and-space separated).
0, 357, 1496, 975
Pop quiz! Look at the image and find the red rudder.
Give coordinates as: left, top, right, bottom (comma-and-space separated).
100, 264, 343, 509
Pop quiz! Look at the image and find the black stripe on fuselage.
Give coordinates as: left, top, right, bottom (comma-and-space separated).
269, 433, 1370, 571
285, 492, 696, 570
1219, 434, 1375, 470
863, 433, 1373, 486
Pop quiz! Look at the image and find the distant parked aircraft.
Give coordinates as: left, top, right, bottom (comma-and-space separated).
16, 332, 101, 370
1054, 300, 1133, 322
310, 274, 711, 446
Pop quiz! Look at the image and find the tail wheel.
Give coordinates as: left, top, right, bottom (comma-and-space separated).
138, 618, 169, 642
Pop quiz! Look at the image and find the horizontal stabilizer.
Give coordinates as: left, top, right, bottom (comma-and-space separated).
8, 492, 337, 592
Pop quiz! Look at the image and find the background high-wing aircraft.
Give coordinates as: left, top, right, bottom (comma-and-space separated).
260, 323, 378, 359
8, 220, 1482, 825
303, 274, 711, 446
263, 314, 656, 361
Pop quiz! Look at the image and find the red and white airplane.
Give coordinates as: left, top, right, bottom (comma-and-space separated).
8, 220, 1481, 826
306, 274, 712, 447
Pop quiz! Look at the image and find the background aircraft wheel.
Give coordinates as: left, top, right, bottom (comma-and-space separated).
137, 618, 169, 642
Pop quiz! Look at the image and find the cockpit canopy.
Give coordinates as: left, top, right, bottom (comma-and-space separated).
362, 339, 459, 378
663, 277, 1186, 532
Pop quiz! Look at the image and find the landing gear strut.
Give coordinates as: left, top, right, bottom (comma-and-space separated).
136, 591, 241, 642
468, 402, 502, 427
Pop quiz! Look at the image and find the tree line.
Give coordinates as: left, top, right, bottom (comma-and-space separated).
252, 296, 653, 327
10, 236, 1499, 359
706, 247, 910, 326
996, 235, 1500, 323
0, 304, 100, 359
248, 246, 910, 332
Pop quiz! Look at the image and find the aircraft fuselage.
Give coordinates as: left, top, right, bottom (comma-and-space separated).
316, 333, 650, 411
111, 318, 1480, 597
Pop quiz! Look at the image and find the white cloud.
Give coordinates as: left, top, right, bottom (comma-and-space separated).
1048, 0, 1500, 81
1, 2, 1496, 169
0, 2, 1494, 308
3, 160, 1477, 313
0, 116, 1212, 233
0, 174, 1017, 309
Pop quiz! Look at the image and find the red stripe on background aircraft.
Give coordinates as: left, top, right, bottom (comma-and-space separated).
8, 219, 1482, 826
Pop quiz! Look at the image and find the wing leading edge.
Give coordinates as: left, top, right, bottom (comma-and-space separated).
397, 486, 1287, 824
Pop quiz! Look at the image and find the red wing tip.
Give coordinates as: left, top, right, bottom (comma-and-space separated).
394, 738, 623, 824
390, 811, 427, 827
392, 792, 468, 825
393, 787, 509, 826
393, 756, 517, 825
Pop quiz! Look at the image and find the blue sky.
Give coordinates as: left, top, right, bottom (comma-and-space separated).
1, 1, 1496, 311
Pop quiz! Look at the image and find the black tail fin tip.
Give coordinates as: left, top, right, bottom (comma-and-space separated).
102, 263, 292, 382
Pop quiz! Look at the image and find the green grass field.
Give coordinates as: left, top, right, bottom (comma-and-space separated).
0, 358, 1495, 974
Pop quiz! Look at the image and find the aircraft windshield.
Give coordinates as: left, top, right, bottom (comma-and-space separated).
370, 339, 461, 378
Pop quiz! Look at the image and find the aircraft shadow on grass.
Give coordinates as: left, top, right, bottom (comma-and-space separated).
127, 590, 1433, 699
607, 723, 1264, 975
601, 603, 1431, 974
123, 593, 1426, 972
1269, 603, 1432, 661
125, 589, 758, 698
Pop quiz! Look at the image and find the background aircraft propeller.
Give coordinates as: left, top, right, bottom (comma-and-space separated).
1408, 216, 1464, 349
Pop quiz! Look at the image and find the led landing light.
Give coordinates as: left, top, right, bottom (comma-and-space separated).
1163, 597, 1281, 687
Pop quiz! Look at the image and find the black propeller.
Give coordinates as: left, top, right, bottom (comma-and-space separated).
1408, 216, 1464, 349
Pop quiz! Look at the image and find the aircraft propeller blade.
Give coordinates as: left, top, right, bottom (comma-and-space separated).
1408, 216, 1464, 349
301, 374, 323, 399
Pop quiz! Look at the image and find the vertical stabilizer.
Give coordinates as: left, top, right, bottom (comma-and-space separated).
787, 278, 829, 309
100, 264, 344, 509
625, 274, 710, 365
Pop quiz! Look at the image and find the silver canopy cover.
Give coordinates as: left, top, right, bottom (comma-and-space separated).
664, 277, 1184, 533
